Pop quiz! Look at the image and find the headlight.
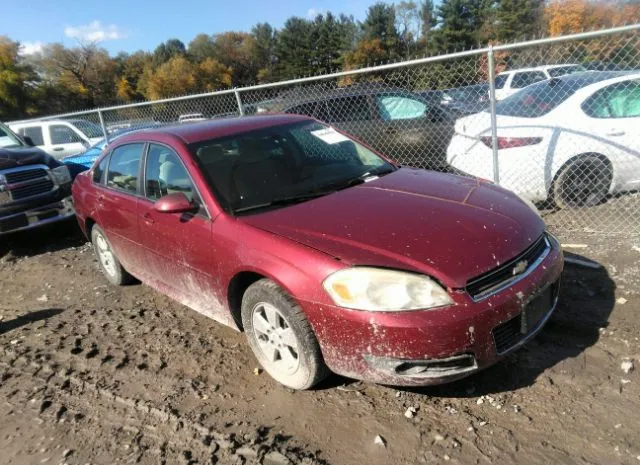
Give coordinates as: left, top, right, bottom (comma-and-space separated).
49, 166, 72, 185
322, 267, 453, 311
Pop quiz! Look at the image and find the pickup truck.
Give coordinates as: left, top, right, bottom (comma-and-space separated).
0, 122, 74, 236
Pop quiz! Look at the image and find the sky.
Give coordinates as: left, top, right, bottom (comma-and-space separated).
1, 0, 382, 56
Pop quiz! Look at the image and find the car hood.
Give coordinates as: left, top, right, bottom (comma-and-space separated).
0, 146, 59, 170
240, 168, 546, 288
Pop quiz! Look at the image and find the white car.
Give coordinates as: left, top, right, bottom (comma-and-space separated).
447, 71, 640, 209
9, 119, 104, 159
494, 64, 586, 100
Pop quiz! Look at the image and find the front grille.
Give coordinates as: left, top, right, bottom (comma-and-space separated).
466, 235, 549, 300
5, 168, 47, 184
492, 280, 560, 354
10, 178, 54, 200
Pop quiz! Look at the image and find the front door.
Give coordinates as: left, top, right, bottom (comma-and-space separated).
137, 144, 230, 325
47, 124, 87, 158
96, 143, 146, 274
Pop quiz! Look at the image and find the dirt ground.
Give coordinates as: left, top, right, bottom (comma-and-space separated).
0, 221, 639, 465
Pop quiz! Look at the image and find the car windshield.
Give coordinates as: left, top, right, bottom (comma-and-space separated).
0, 123, 24, 148
495, 79, 582, 118
548, 65, 586, 78
190, 121, 394, 214
72, 120, 104, 138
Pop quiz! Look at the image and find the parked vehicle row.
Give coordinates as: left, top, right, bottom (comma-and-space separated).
447, 71, 640, 208
0, 122, 74, 236
10, 119, 105, 159
71, 115, 564, 390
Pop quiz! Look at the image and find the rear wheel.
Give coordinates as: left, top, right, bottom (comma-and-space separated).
241, 279, 328, 390
91, 225, 134, 286
552, 155, 612, 209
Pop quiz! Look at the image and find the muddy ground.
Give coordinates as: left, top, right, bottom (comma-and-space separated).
0, 221, 638, 465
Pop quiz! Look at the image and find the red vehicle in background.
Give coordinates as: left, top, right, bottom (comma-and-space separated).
72, 115, 563, 390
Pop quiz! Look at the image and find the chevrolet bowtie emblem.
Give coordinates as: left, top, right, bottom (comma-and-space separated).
512, 260, 528, 276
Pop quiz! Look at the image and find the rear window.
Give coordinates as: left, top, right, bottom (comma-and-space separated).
494, 75, 508, 90
21, 126, 44, 146
548, 65, 585, 78
495, 80, 580, 118
511, 71, 547, 89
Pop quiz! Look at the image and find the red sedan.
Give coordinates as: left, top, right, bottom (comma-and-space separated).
72, 115, 563, 390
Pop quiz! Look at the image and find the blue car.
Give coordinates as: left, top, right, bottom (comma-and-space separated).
63, 123, 160, 178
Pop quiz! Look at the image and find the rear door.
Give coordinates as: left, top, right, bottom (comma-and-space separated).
48, 124, 86, 158
96, 143, 146, 274
137, 143, 223, 320
370, 93, 454, 170
320, 95, 374, 147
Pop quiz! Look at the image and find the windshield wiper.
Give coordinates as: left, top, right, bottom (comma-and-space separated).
233, 190, 336, 214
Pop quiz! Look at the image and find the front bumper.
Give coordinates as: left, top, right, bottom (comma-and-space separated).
0, 196, 75, 235
301, 237, 564, 386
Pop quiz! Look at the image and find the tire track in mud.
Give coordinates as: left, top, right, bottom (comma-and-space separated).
1, 236, 640, 465
1, 351, 328, 465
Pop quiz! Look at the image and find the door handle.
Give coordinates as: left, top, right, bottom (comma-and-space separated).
53, 147, 64, 151
143, 212, 155, 224
97, 195, 105, 204
606, 129, 625, 137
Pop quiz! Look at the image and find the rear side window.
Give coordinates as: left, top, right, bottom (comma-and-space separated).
511, 71, 547, 89
93, 156, 108, 184
582, 81, 640, 118
106, 143, 144, 194
327, 96, 371, 123
496, 80, 580, 118
50, 125, 83, 144
377, 96, 428, 121
21, 126, 44, 146
494, 74, 508, 89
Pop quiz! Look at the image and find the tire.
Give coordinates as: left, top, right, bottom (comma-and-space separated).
552, 155, 612, 209
90, 225, 134, 286
241, 279, 328, 390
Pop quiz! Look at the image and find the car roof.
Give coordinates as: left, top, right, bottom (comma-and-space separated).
116, 114, 314, 145
547, 70, 638, 87
498, 64, 581, 75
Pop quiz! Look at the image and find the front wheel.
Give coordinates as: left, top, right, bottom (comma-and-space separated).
552, 155, 612, 209
241, 279, 328, 390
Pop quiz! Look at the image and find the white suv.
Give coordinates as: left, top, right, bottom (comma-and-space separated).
9, 119, 104, 159
494, 64, 586, 100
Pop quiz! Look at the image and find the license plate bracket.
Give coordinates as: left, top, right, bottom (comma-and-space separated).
521, 286, 553, 334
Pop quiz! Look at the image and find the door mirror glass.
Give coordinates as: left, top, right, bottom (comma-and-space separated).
153, 192, 195, 214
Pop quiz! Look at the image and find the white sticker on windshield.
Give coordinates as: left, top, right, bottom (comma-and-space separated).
311, 128, 349, 144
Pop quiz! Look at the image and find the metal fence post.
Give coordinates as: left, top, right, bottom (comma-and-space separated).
97, 109, 109, 143
487, 45, 500, 185
234, 90, 245, 117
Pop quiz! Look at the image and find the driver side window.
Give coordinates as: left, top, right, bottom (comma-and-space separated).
145, 144, 196, 203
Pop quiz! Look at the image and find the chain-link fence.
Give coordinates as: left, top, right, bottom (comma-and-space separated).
8, 24, 640, 238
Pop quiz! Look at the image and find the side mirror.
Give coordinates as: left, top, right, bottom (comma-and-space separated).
22, 136, 35, 146
153, 192, 196, 214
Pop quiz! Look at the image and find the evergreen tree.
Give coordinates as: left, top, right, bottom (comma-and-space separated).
362, 2, 401, 58
431, 0, 492, 53
495, 0, 544, 42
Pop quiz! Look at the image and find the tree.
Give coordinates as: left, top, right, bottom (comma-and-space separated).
198, 57, 233, 91
0, 36, 35, 119
362, 2, 401, 58
188, 34, 217, 62
36, 42, 117, 108
273, 17, 313, 79
252, 22, 276, 81
343, 38, 389, 69
493, 0, 544, 43
430, 0, 492, 53
420, 0, 437, 41
145, 55, 198, 99
152, 38, 186, 67
115, 51, 151, 102
213, 32, 259, 86
395, 1, 421, 57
